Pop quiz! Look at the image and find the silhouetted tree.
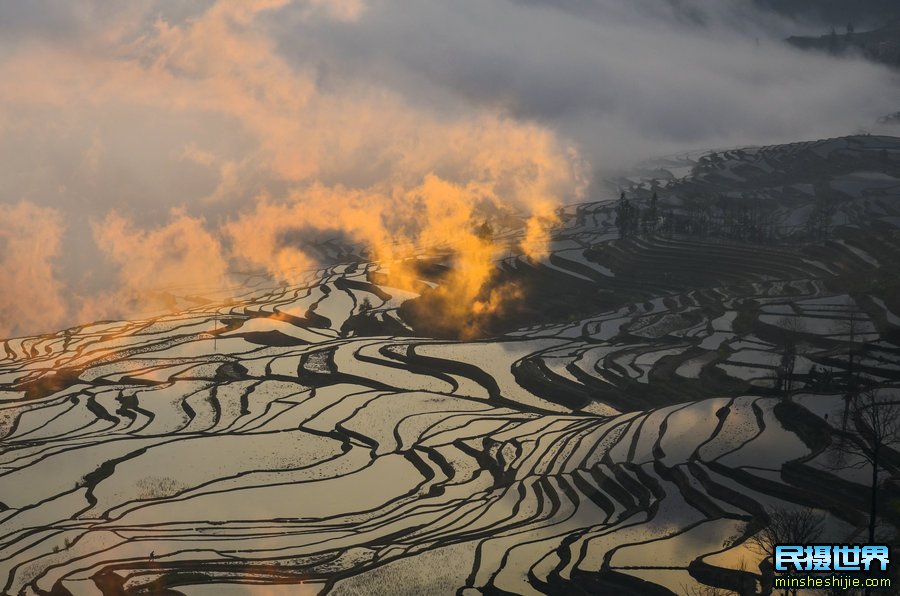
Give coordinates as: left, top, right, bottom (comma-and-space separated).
840, 306, 866, 426
615, 192, 637, 238
829, 387, 900, 545
777, 343, 797, 397
745, 507, 825, 596
828, 26, 839, 53
475, 220, 494, 242
774, 316, 805, 397
806, 188, 835, 241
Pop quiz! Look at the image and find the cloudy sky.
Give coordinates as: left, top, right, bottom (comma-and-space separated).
0, 0, 897, 338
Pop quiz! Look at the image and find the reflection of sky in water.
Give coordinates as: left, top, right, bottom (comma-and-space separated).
181, 583, 321, 596
3, 255, 894, 595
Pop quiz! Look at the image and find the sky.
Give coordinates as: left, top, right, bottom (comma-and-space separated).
0, 0, 898, 338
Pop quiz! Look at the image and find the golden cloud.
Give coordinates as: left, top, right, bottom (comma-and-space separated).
0, 0, 584, 337
0, 202, 68, 338
81, 209, 229, 321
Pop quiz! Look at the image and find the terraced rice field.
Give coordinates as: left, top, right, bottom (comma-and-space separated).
2, 135, 899, 595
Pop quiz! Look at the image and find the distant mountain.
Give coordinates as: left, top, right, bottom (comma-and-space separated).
786, 18, 900, 69
754, 0, 900, 28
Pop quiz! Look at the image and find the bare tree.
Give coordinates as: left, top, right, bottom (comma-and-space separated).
838, 306, 865, 428
843, 308, 864, 392
776, 342, 797, 397
474, 220, 494, 242
747, 507, 824, 555
829, 388, 900, 544
774, 316, 806, 398
744, 507, 825, 596
834, 299, 877, 431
